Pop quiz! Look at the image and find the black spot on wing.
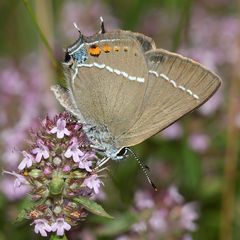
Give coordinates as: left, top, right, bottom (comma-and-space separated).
148, 53, 167, 63
135, 36, 153, 52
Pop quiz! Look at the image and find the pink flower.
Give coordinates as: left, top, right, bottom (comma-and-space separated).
64, 137, 84, 162
115, 236, 129, 240
43, 167, 52, 175
149, 209, 168, 233
2, 149, 20, 169
164, 185, 184, 206
63, 165, 71, 172
51, 218, 71, 236
0, 177, 29, 201
199, 90, 222, 116
3, 170, 28, 189
50, 118, 71, 139
83, 174, 102, 194
161, 122, 183, 140
18, 151, 34, 170
188, 133, 210, 153
180, 203, 199, 231
78, 152, 96, 172
182, 235, 193, 240
131, 221, 147, 233
32, 139, 49, 163
32, 219, 52, 237
79, 159, 92, 172
134, 191, 154, 210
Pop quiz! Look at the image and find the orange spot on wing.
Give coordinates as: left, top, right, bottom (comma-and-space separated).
114, 46, 120, 52
102, 45, 112, 53
88, 45, 101, 57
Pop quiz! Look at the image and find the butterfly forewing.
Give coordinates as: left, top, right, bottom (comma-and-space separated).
70, 32, 149, 137
122, 31, 156, 52
115, 49, 221, 147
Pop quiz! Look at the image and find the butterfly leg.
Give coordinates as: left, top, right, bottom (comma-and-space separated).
90, 145, 105, 152
97, 157, 111, 168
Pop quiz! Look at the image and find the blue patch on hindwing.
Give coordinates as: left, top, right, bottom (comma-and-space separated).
72, 47, 88, 64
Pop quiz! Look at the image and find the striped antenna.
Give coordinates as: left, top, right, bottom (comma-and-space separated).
126, 148, 157, 191
73, 22, 82, 36
99, 16, 106, 34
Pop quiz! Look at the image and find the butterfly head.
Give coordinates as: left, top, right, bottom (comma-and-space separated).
109, 147, 129, 160
63, 18, 106, 66
64, 33, 88, 66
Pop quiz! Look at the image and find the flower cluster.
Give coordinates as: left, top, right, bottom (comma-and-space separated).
5, 113, 105, 237
117, 186, 199, 240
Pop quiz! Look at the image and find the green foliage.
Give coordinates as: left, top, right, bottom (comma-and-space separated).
50, 235, 68, 240
73, 197, 113, 219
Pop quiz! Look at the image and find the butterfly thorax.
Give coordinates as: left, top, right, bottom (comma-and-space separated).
83, 124, 125, 160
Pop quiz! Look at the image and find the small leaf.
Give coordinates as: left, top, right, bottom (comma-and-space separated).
15, 198, 46, 224
15, 209, 29, 224
73, 197, 113, 219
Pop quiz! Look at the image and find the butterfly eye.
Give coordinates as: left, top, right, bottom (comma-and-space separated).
116, 147, 128, 157
64, 52, 71, 63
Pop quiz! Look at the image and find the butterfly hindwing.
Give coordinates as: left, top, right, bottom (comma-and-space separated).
115, 49, 221, 147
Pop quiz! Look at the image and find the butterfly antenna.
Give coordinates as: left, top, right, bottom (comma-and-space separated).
126, 148, 157, 191
73, 22, 81, 33
99, 16, 106, 34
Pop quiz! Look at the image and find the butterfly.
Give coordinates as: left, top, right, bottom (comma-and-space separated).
52, 18, 221, 162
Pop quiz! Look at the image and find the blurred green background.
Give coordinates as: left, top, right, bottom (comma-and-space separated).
0, 0, 240, 239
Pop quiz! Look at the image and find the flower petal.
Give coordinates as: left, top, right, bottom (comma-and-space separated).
63, 222, 71, 231
18, 160, 26, 170
64, 128, 71, 136
51, 223, 57, 232
39, 228, 47, 237
50, 127, 58, 134
35, 152, 42, 163
57, 131, 64, 139
42, 151, 49, 159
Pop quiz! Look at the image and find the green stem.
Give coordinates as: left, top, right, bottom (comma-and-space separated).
172, 0, 193, 51
22, 0, 59, 70
50, 234, 68, 240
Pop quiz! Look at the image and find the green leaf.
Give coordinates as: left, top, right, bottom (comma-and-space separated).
15, 198, 45, 224
15, 209, 29, 224
73, 197, 113, 219
50, 234, 68, 240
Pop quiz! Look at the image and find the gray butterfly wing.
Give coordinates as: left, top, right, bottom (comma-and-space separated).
122, 31, 156, 52
69, 32, 149, 137
115, 48, 221, 147
51, 69, 85, 122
